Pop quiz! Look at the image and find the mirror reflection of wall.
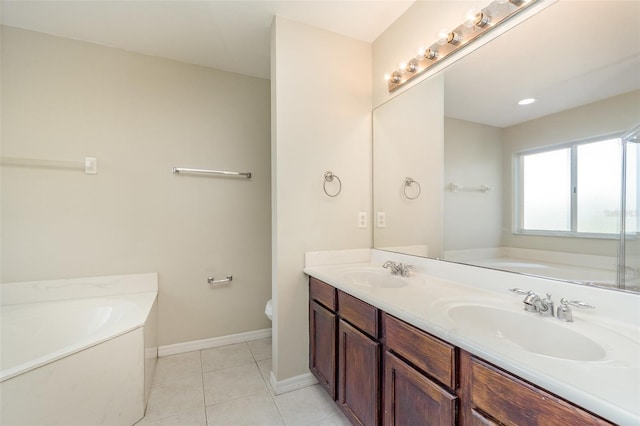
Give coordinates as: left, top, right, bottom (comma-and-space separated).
373, 75, 444, 258
373, 0, 640, 292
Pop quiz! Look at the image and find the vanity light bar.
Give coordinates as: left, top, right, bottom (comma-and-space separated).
386, 0, 539, 92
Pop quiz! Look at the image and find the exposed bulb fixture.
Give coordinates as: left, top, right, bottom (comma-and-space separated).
518, 98, 536, 105
386, 0, 539, 92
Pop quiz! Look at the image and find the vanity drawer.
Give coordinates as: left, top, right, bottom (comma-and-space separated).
310, 277, 337, 312
470, 357, 613, 426
382, 313, 456, 390
337, 290, 378, 338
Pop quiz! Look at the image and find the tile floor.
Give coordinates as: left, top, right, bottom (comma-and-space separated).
136, 338, 351, 426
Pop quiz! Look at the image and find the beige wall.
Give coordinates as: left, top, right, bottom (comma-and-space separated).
271, 17, 371, 382
1, 26, 272, 346
501, 90, 640, 255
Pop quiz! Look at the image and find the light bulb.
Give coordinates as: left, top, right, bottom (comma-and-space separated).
463, 8, 480, 28
398, 62, 407, 71
405, 61, 417, 73
435, 29, 450, 45
384, 74, 391, 81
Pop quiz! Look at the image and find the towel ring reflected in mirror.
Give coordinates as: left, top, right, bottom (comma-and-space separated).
323, 171, 342, 197
403, 177, 421, 200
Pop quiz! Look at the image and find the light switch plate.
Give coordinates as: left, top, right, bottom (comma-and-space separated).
84, 157, 98, 174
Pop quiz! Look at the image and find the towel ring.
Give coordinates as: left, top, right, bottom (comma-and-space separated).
323, 171, 342, 197
403, 177, 421, 200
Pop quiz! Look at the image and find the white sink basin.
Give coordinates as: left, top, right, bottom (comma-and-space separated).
447, 304, 606, 361
340, 269, 408, 288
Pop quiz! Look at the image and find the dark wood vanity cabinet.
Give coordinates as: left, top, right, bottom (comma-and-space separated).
309, 278, 338, 398
309, 278, 381, 424
309, 277, 615, 426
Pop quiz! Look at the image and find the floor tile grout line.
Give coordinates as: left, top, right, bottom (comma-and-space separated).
199, 349, 208, 426
260, 359, 289, 425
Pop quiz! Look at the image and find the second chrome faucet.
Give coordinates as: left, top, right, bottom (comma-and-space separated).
509, 288, 594, 322
383, 261, 414, 277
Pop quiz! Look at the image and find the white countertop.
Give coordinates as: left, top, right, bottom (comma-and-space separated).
304, 249, 640, 425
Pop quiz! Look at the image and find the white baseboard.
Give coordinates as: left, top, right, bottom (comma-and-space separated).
158, 328, 272, 357
270, 370, 318, 395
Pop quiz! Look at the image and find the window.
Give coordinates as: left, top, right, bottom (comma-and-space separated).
516, 136, 636, 237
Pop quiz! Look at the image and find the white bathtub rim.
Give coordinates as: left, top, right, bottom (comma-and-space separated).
1, 272, 158, 306
0, 291, 157, 382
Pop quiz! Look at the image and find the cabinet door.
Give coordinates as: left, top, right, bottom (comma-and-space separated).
383, 352, 456, 426
338, 319, 380, 426
309, 300, 337, 399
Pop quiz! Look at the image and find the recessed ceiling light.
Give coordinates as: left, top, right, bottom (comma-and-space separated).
518, 98, 536, 106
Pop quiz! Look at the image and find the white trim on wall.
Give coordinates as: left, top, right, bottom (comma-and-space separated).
158, 328, 272, 357
269, 370, 318, 396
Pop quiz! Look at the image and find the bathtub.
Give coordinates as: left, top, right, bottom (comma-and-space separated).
0, 273, 158, 426
444, 247, 639, 290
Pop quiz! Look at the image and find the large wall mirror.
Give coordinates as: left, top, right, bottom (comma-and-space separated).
373, 1, 640, 292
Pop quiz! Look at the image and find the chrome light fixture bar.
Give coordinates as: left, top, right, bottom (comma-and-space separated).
386, 0, 539, 92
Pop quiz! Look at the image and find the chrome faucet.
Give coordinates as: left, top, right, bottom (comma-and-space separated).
383, 261, 414, 277
509, 288, 554, 317
532, 293, 555, 317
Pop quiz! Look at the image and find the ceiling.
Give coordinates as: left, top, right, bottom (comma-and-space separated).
0, 0, 415, 80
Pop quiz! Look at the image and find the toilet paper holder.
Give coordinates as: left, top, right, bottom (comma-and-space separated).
207, 275, 233, 286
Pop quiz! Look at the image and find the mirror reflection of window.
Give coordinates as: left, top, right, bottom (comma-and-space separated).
517, 137, 629, 236
625, 142, 638, 234
520, 148, 571, 232
577, 139, 622, 234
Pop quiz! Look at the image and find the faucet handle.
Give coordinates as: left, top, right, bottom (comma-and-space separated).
560, 298, 594, 309
557, 298, 595, 322
509, 288, 532, 295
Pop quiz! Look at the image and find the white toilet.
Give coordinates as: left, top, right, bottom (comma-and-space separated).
264, 299, 273, 321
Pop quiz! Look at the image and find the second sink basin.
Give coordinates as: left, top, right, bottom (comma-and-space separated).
447, 304, 606, 361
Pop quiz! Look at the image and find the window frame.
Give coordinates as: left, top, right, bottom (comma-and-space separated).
513, 134, 624, 239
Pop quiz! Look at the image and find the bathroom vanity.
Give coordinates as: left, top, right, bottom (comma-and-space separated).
305, 250, 640, 426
